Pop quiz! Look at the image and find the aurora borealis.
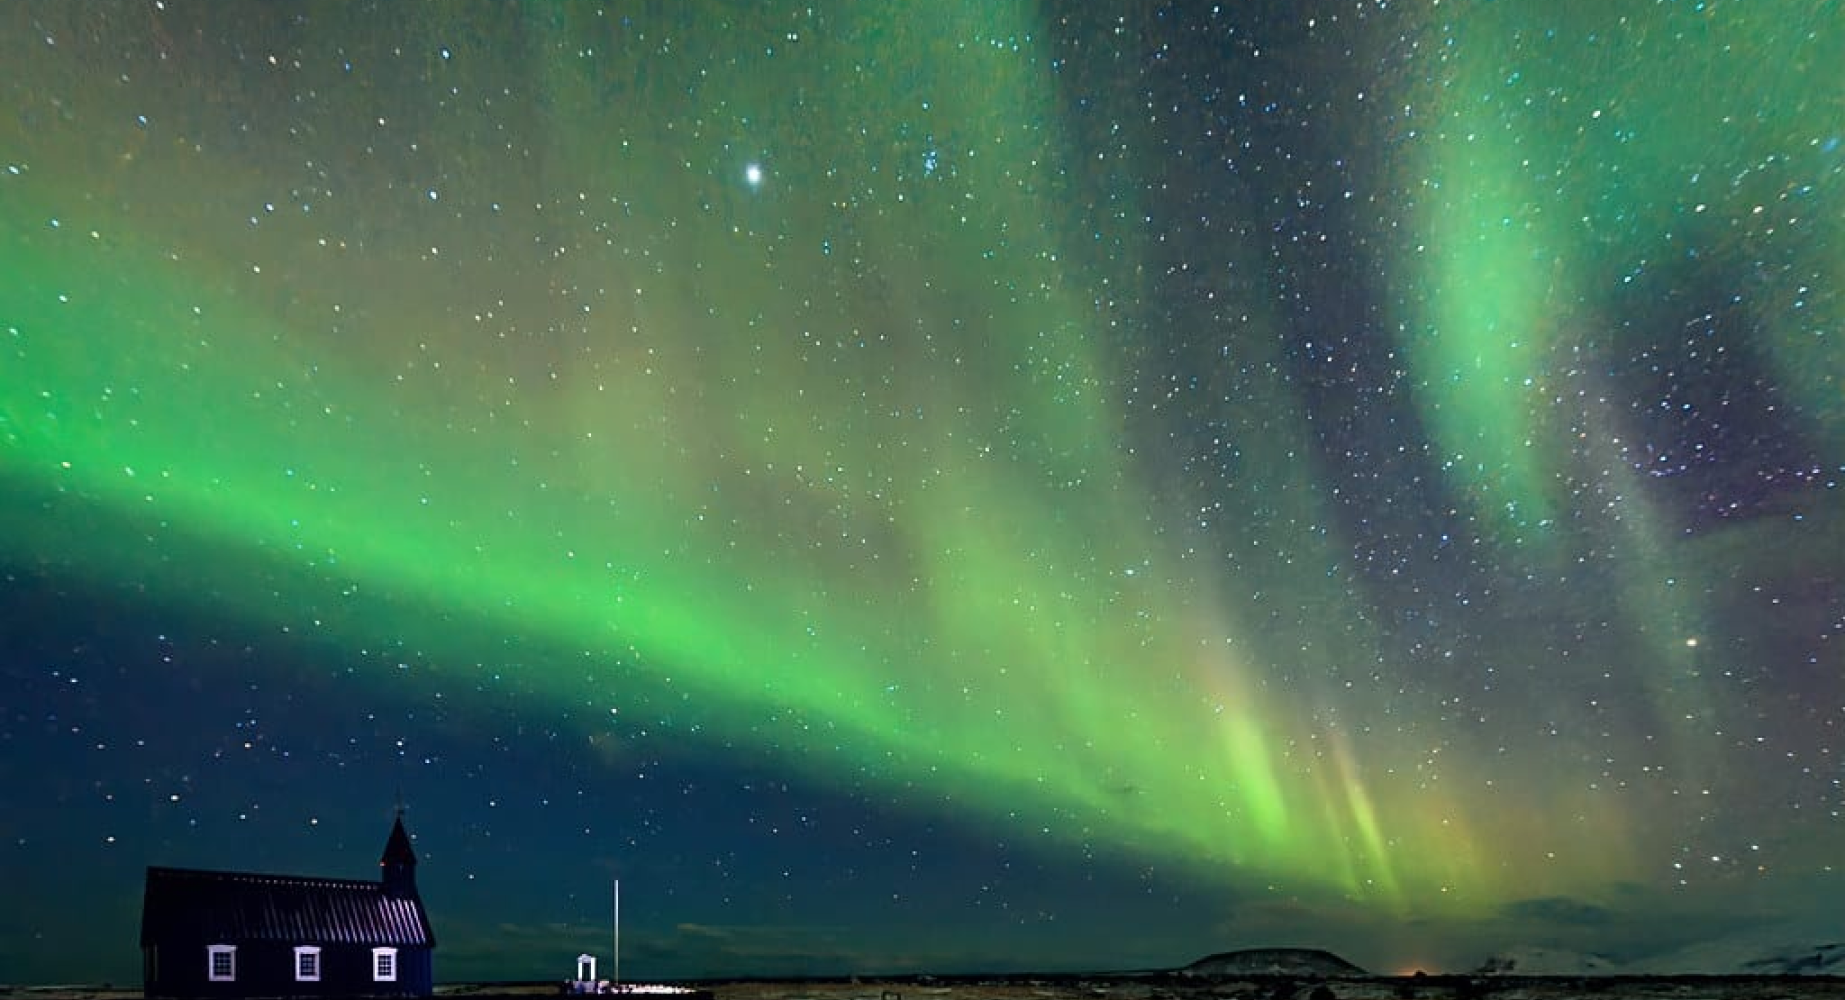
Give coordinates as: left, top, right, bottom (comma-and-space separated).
3, 0, 1843, 983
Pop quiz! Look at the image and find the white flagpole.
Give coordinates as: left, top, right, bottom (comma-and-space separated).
612, 878, 621, 986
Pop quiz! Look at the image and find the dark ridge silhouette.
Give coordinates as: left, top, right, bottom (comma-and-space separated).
1179, 948, 1369, 978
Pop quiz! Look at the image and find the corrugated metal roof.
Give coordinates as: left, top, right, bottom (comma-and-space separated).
141, 866, 434, 948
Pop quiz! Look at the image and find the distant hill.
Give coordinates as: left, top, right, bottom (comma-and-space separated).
1738, 942, 1845, 976
1638, 936, 1845, 976
1179, 948, 1368, 978
1476, 936, 1845, 976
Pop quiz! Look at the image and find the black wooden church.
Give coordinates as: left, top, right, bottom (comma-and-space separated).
140, 814, 435, 997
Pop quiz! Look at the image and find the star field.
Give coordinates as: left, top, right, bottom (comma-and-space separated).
2, 0, 1842, 984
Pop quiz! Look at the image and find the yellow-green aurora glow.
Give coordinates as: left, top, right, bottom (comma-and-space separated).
3, 0, 1843, 977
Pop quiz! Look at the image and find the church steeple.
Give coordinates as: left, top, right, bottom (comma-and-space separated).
381, 809, 419, 899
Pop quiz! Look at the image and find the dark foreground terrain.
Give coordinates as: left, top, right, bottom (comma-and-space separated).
688, 972, 1845, 1000
8, 974, 1845, 1000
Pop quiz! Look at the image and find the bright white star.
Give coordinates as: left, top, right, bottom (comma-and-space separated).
744, 162, 763, 188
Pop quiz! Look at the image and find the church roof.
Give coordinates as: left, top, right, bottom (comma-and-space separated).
140, 866, 434, 947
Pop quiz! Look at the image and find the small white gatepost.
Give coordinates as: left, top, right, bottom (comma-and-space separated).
575, 954, 598, 990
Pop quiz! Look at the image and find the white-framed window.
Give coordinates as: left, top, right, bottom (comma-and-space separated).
294, 945, 322, 982
372, 946, 398, 982
207, 944, 237, 982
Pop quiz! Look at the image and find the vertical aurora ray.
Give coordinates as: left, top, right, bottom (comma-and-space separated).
1401, 0, 1845, 547
1404, 56, 1564, 544
1384, 0, 1845, 906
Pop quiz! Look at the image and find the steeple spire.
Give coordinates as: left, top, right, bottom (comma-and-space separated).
381, 808, 419, 898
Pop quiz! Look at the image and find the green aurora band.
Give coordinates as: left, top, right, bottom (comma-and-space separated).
1405, 1, 1844, 539
3, 1, 1841, 925
1399, 1, 1845, 786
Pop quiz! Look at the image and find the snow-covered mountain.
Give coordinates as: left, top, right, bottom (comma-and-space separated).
1737, 942, 1845, 976
1631, 933, 1845, 976
1477, 932, 1845, 976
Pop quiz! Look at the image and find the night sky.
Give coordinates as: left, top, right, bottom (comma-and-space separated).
3, 0, 1843, 986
